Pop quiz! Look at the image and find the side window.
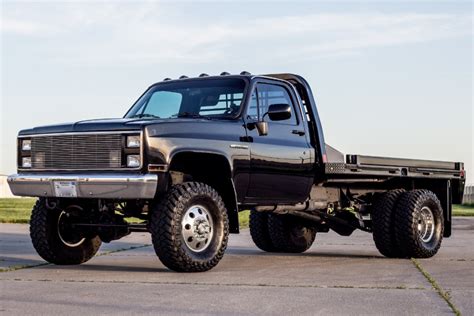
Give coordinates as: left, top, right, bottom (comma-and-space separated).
256, 83, 297, 125
246, 91, 259, 120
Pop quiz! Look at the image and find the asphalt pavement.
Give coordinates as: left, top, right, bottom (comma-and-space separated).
1, 218, 473, 315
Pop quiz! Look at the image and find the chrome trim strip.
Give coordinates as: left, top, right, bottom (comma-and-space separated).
230, 144, 249, 149
7, 173, 158, 199
18, 131, 140, 138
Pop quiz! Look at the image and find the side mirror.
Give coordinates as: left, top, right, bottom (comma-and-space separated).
256, 121, 268, 136
266, 103, 291, 121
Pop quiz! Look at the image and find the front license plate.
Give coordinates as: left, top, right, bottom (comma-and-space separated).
53, 181, 78, 197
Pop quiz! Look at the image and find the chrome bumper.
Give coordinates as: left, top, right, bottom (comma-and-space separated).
7, 173, 158, 199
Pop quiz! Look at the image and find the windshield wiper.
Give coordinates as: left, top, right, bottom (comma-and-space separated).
131, 113, 161, 119
176, 112, 211, 120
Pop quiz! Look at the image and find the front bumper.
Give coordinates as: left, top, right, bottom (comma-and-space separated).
7, 173, 158, 199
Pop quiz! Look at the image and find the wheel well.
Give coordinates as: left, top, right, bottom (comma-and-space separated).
169, 152, 239, 233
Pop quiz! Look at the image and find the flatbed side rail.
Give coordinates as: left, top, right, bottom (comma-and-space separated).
324, 155, 464, 180
347, 155, 461, 171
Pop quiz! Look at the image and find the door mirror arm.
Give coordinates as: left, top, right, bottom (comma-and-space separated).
255, 121, 268, 136
246, 119, 268, 136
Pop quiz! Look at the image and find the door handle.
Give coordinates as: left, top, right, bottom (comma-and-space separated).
292, 130, 305, 136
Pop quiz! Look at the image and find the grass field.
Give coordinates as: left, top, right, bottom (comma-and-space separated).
0, 198, 472, 226
0, 198, 36, 223
0, 198, 253, 228
452, 204, 474, 216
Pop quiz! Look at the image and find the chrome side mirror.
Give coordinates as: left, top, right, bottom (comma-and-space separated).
256, 121, 268, 136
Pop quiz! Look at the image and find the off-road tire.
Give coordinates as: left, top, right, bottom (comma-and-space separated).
267, 214, 316, 253
30, 198, 101, 265
394, 190, 444, 258
249, 210, 277, 252
150, 182, 229, 272
372, 189, 405, 258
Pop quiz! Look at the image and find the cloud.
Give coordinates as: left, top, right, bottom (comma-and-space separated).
0, 18, 55, 36
1, 3, 472, 64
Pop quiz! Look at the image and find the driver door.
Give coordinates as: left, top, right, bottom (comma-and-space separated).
244, 81, 313, 203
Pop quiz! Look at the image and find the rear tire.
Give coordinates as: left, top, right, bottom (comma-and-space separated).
249, 210, 277, 252
30, 198, 101, 265
372, 189, 405, 258
150, 182, 229, 272
394, 190, 444, 258
267, 214, 316, 253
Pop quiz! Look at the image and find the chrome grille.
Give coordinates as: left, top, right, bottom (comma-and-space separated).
30, 134, 123, 170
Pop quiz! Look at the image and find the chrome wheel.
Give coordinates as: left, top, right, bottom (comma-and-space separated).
417, 206, 435, 243
57, 211, 85, 247
181, 205, 214, 252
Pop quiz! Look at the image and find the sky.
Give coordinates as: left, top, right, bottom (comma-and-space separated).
1, 0, 473, 183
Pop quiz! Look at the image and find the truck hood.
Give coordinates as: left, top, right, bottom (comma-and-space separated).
18, 117, 212, 136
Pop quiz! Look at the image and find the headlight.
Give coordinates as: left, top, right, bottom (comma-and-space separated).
22, 157, 32, 168
126, 135, 140, 148
126, 155, 140, 168
22, 139, 31, 151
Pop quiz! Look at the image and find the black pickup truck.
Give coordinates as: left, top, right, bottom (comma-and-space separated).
8, 72, 466, 272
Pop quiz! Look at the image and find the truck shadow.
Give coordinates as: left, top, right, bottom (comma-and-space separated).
16, 250, 398, 274
226, 247, 383, 259
76, 263, 170, 273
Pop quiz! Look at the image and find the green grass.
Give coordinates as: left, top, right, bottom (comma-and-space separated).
235, 206, 474, 229
0, 198, 470, 225
238, 210, 250, 229
0, 198, 36, 223
0, 198, 252, 228
453, 204, 474, 216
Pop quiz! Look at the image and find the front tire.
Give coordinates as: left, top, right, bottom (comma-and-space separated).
30, 198, 102, 265
394, 190, 444, 258
267, 214, 316, 253
150, 182, 229, 272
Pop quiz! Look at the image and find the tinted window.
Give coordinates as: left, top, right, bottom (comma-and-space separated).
251, 83, 297, 125
246, 91, 259, 120
199, 92, 244, 115
142, 92, 182, 118
126, 78, 246, 119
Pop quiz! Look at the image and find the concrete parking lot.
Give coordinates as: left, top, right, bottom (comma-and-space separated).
1, 218, 473, 315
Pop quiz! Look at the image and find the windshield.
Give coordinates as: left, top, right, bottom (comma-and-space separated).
125, 78, 247, 119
